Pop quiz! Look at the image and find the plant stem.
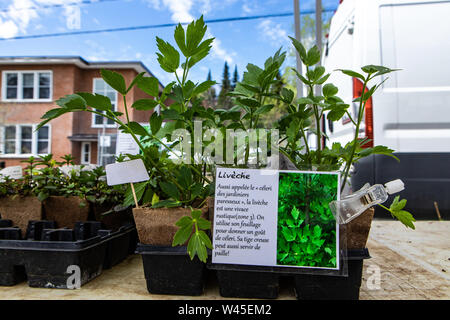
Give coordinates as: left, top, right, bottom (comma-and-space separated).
340, 77, 369, 193
123, 95, 130, 123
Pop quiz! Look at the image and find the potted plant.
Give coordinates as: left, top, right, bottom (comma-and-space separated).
207, 49, 288, 299
37, 16, 217, 295
0, 157, 42, 232
32, 154, 90, 228
270, 37, 416, 299
75, 166, 131, 231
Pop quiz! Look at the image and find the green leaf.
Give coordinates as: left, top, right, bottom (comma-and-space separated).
185, 16, 207, 56
161, 109, 182, 120
196, 218, 211, 231
160, 181, 180, 200
126, 72, 145, 93
290, 206, 300, 220
337, 69, 365, 81
127, 121, 149, 137
175, 216, 193, 227
281, 227, 296, 242
191, 209, 202, 220
172, 223, 193, 246
192, 80, 216, 97
289, 36, 307, 61
131, 99, 158, 111
322, 83, 339, 97
77, 92, 112, 112
100, 69, 126, 95
281, 87, 294, 104
137, 77, 159, 97
197, 230, 212, 249
174, 23, 187, 56
254, 104, 274, 115
177, 166, 193, 189
156, 37, 180, 73
56, 94, 87, 110
188, 38, 214, 68
149, 112, 162, 135
151, 200, 181, 208
391, 209, 416, 229
305, 45, 321, 66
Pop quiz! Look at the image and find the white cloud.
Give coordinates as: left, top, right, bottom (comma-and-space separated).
163, 0, 194, 23
0, 0, 83, 39
0, 19, 19, 39
258, 19, 289, 47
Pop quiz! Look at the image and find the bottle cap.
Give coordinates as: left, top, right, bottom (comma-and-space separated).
384, 179, 404, 194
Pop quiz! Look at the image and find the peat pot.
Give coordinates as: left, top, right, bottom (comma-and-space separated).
43, 196, 90, 229
345, 208, 375, 250
0, 196, 42, 232
132, 206, 209, 296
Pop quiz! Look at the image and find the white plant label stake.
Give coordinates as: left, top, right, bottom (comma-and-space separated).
0, 166, 23, 182
105, 159, 150, 208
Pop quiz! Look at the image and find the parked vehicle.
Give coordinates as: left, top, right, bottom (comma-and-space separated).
323, 0, 450, 219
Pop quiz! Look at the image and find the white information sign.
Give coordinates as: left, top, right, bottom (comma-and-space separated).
0, 166, 23, 181
115, 131, 140, 157
105, 159, 149, 186
212, 167, 340, 270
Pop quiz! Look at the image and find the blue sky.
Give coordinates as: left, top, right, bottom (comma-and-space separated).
0, 0, 338, 86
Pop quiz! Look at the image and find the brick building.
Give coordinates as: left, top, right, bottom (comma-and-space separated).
0, 56, 161, 167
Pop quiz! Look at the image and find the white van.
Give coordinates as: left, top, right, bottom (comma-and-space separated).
323, 0, 450, 219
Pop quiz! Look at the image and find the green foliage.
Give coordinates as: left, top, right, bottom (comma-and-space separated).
379, 196, 416, 229
277, 172, 338, 268
0, 155, 126, 211
172, 208, 212, 262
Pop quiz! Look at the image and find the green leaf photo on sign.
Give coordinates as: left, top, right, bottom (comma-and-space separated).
276, 171, 339, 268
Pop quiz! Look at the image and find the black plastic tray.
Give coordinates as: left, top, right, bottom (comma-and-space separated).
0, 219, 136, 289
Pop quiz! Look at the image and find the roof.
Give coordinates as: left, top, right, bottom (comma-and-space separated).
0, 56, 164, 88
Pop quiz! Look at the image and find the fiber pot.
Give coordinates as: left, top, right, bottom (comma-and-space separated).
344, 208, 375, 249
132, 205, 209, 296
0, 196, 42, 232
132, 206, 208, 245
43, 196, 90, 229
294, 248, 371, 300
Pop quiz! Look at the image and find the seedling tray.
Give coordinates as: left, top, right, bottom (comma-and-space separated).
294, 248, 371, 300
136, 244, 206, 296
0, 220, 112, 288
101, 223, 136, 269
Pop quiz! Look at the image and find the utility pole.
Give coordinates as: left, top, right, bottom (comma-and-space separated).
315, 0, 325, 149
293, 0, 303, 98
315, 0, 323, 57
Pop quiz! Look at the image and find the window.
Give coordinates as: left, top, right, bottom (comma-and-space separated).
1, 124, 50, 156
2, 71, 52, 101
92, 78, 117, 127
81, 142, 91, 164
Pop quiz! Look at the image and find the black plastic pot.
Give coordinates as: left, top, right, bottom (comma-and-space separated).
136, 244, 206, 296
101, 223, 136, 269
0, 220, 109, 288
215, 268, 279, 299
294, 248, 371, 300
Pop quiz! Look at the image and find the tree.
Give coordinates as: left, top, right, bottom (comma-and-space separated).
231, 65, 239, 90
217, 61, 232, 109
203, 69, 217, 108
